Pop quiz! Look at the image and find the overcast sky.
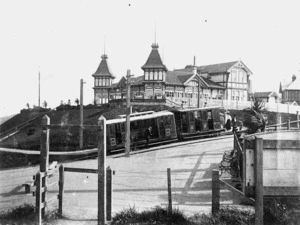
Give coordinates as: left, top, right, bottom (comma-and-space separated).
1, 0, 300, 116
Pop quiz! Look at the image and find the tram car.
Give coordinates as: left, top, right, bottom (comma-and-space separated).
106, 111, 177, 153
170, 106, 225, 140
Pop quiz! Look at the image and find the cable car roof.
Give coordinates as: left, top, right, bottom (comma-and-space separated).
106, 111, 174, 124
170, 106, 222, 112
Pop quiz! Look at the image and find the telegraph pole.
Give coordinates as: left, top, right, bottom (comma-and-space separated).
125, 70, 132, 157
79, 79, 85, 149
38, 70, 41, 107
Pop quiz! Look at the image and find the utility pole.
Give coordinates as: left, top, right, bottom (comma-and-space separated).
38, 70, 41, 107
192, 56, 201, 108
80, 79, 85, 149
125, 70, 132, 157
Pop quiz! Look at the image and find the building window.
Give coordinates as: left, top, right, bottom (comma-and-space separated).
145, 71, 149, 80
149, 71, 153, 80
154, 70, 158, 80
158, 71, 162, 80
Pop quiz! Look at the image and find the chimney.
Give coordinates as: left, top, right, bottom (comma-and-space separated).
193, 56, 197, 75
292, 74, 296, 82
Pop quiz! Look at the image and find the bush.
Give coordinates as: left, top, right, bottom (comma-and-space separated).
112, 206, 191, 225
190, 206, 254, 225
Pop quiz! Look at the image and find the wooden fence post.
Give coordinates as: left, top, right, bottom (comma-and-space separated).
211, 169, 220, 215
35, 172, 42, 225
40, 115, 50, 217
98, 116, 106, 225
167, 168, 172, 214
297, 111, 299, 129
287, 117, 290, 130
255, 137, 264, 225
106, 166, 112, 222
58, 165, 64, 217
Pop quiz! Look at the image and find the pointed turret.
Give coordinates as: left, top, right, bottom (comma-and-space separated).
92, 54, 115, 78
141, 43, 167, 71
92, 53, 115, 105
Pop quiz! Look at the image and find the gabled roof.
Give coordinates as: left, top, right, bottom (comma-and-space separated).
197, 61, 238, 74
165, 71, 193, 85
285, 79, 300, 90
184, 60, 252, 75
141, 43, 167, 71
252, 91, 278, 98
200, 76, 225, 89
131, 76, 144, 85
92, 54, 115, 78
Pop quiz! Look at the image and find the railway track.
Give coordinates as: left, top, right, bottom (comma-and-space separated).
0, 132, 233, 160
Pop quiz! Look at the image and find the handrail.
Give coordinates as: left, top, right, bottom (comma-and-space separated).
234, 133, 243, 155
165, 98, 182, 107
266, 119, 300, 128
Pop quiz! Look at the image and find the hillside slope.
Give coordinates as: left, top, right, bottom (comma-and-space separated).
0, 104, 172, 150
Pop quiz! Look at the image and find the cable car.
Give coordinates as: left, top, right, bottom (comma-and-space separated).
170, 106, 225, 140
106, 111, 177, 153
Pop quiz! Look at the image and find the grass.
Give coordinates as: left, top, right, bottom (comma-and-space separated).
111, 206, 192, 225
111, 205, 255, 225
0, 203, 61, 224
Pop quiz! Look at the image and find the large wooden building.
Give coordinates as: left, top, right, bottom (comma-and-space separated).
92, 43, 253, 106
279, 75, 300, 105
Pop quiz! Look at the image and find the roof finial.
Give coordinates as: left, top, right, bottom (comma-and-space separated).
155, 20, 156, 44
104, 35, 106, 55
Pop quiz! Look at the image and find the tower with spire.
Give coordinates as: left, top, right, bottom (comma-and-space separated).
92, 53, 115, 104
141, 42, 167, 99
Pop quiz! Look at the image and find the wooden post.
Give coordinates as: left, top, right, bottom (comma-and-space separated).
297, 111, 299, 129
40, 115, 50, 216
98, 115, 106, 225
254, 137, 264, 225
211, 169, 220, 214
106, 166, 112, 221
279, 115, 282, 129
287, 117, 290, 130
58, 165, 64, 217
35, 172, 42, 225
125, 70, 131, 157
80, 79, 84, 149
167, 168, 172, 214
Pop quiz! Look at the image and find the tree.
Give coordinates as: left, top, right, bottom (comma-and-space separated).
60, 100, 64, 105
43, 101, 48, 108
243, 99, 267, 133
67, 99, 71, 106
75, 98, 79, 106
26, 103, 30, 109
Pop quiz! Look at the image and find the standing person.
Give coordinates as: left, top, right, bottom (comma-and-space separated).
225, 119, 231, 131
232, 114, 238, 133
144, 126, 152, 148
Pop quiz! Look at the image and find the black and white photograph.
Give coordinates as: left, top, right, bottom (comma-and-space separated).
0, 1, 300, 224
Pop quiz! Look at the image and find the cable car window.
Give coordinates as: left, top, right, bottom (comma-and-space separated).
182, 113, 187, 123
175, 112, 181, 121
197, 111, 201, 119
165, 116, 171, 126
159, 117, 164, 128
121, 123, 125, 132
109, 125, 115, 134
193, 111, 197, 118
138, 120, 144, 128
189, 112, 195, 122
202, 111, 207, 120
207, 111, 212, 120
